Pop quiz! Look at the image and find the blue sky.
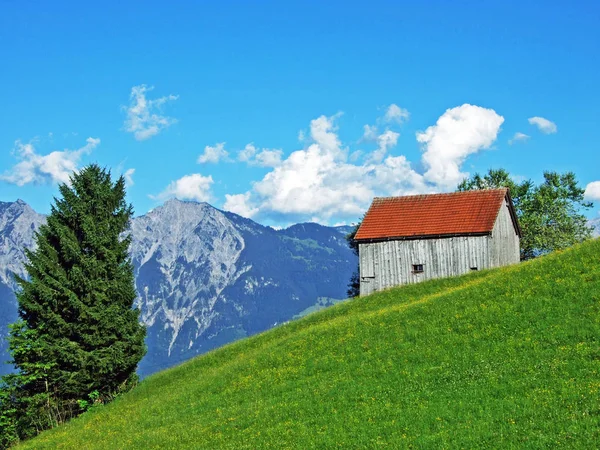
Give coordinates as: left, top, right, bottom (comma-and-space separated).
1, 1, 599, 226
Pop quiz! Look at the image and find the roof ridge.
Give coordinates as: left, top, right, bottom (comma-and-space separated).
372, 188, 508, 202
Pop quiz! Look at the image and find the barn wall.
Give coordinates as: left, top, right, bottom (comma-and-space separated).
489, 198, 521, 267
359, 235, 491, 296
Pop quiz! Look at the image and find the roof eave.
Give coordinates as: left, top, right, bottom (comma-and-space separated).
354, 231, 492, 243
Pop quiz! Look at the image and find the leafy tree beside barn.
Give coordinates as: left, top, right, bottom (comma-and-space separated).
0, 165, 146, 447
458, 169, 593, 260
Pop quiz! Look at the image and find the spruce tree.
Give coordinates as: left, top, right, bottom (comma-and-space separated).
1, 164, 146, 440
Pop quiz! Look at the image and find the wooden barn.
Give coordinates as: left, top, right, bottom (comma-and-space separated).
354, 189, 521, 296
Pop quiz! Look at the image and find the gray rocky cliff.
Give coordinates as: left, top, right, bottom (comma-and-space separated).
0, 200, 46, 374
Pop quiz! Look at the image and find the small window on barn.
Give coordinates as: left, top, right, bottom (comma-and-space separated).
470, 267, 478, 271
412, 264, 424, 274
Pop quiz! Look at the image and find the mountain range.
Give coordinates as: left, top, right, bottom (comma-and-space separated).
0, 199, 356, 377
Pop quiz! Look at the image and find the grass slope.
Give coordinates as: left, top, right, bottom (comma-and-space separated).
20, 240, 600, 449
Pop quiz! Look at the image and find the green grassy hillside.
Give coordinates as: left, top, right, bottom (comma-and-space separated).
20, 239, 600, 449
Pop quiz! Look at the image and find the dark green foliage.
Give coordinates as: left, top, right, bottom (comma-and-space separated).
0, 165, 146, 446
458, 168, 593, 259
345, 219, 361, 297
0, 376, 19, 448
346, 270, 360, 298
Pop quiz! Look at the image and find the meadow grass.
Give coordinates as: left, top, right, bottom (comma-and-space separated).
18, 239, 600, 449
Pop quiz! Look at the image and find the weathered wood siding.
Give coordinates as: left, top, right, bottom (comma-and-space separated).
359, 198, 520, 296
489, 198, 520, 268
359, 235, 490, 296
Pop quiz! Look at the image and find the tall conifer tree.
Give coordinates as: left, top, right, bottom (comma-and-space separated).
2, 164, 145, 441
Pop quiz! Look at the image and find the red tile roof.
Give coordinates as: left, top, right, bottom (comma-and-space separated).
355, 189, 517, 241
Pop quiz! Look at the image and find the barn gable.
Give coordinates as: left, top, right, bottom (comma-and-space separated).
355, 189, 521, 296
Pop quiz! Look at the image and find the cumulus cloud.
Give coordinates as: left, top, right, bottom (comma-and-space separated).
416, 104, 504, 189
222, 104, 505, 224
528, 116, 557, 134
153, 173, 214, 202
223, 113, 428, 222
366, 129, 400, 164
362, 103, 409, 142
509, 132, 530, 145
310, 113, 343, 155
224, 192, 259, 218
237, 143, 257, 162
584, 181, 600, 201
124, 85, 178, 141
384, 104, 410, 124
362, 124, 379, 141
254, 149, 283, 167
237, 143, 282, 167
197, 142, 229, 164
1, 137, 100, 186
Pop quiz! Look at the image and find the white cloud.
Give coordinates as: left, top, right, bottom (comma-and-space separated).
221, 104, 509, 224
416, 104, 504, 189
362, 124, 378, 141
249, 145, 370, 219
153, 173, 214, 202
349, 150, 363, 162
584, 181, 600, 201
1, 137, 100, 186
238, 143, 257, 162
310, 113, 343, 155
237, 143, 283, 167
366, 129, 400, 164
197, 142, 229, 164
384, 104, 410, 124
124, 85, 178, 141
254, 149, 283, 167
509, 132, 530, 145
223, 113, 428, 222
224, 192, 259, 218
362, 104, 409, 141
528, 116, 557, 134
123, 168, 135, 187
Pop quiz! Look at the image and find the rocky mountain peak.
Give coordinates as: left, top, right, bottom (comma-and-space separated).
0, 200, 46, 286
130, 199, 248, 358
